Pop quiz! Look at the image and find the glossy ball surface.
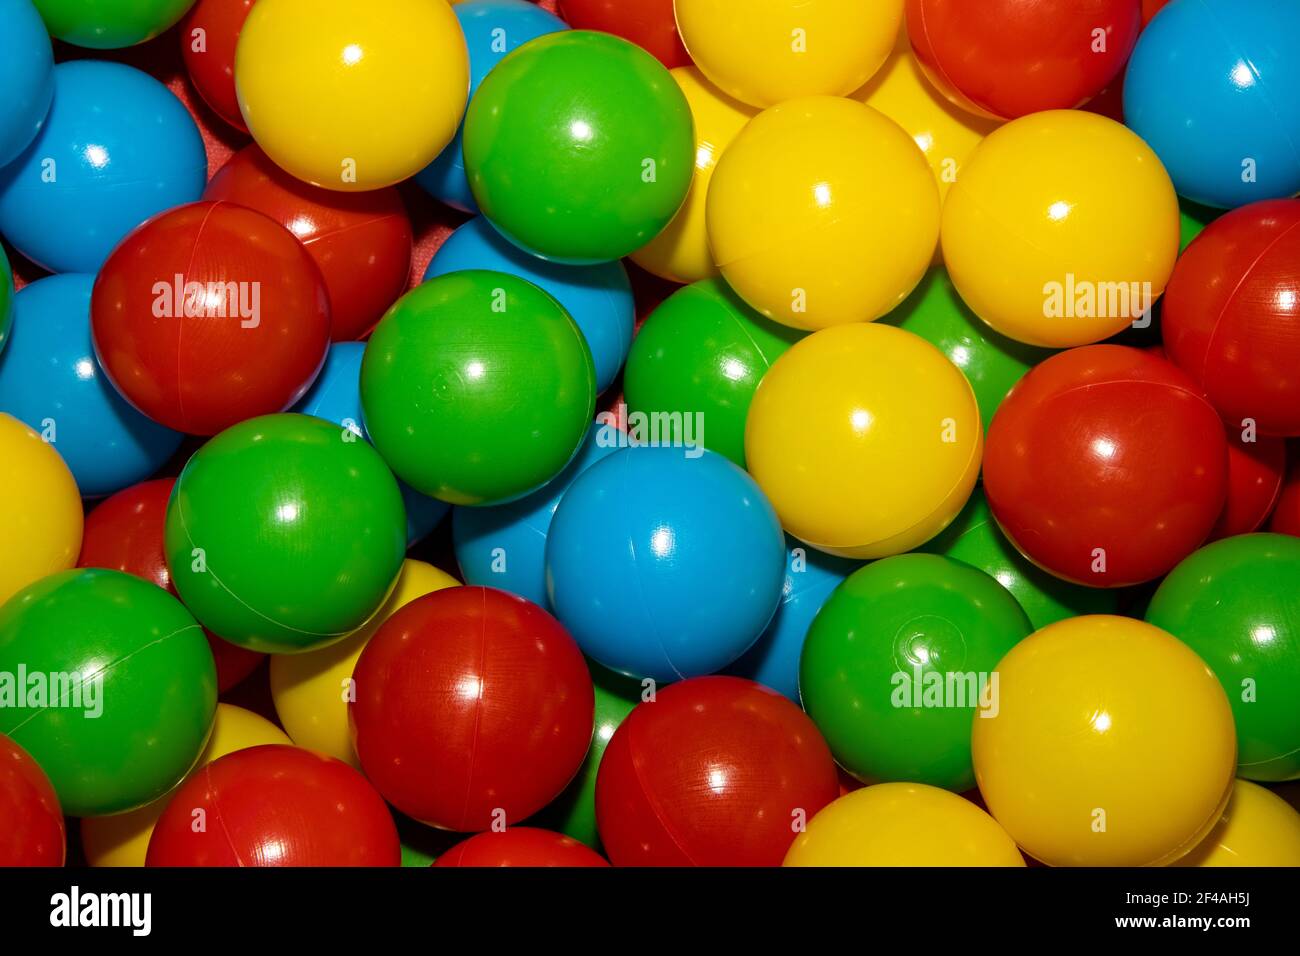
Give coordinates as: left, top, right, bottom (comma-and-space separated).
557, 0, 688, 69
434, 828, 609, 867
1176, 779, 1300, 868
33, 0, 197, 48
180, 0, 256, 131
0, 733, 64, 867
0, 0, 54, 168
1210, 431, 1285, 540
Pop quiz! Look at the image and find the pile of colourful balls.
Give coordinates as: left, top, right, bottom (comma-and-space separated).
1, 0, 1299, 869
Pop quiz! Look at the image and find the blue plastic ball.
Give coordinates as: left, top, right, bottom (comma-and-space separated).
414, 0, 568, 212
293, 341, 449, 545
453, 419, 626, 606
424, 216, 634, 393
0, 0, 54, 169
546, 445, 786, 683
1124, 0, 1300, 209
0, 274, 183, 497
0, 60, 206, 274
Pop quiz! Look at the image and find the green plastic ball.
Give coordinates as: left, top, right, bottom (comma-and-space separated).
1179, 196, 1219, 252
624, 278, 802, 468
922, 487, 1120, 629
800, 553, 1032, 792
361, 270, 596, 505
882, 268, 1051, 433
1147, 533, 1300, 782
165, 413, 406, 653
463, 30, 695, 263
0, 245, 11, 356
0, 568, 216, 817
33, 0, 196, 49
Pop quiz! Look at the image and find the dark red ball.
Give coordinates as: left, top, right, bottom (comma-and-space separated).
984, 345, 1228, 587
433, 827, 609, 867
0, 734, 65, 867
557, 0, 691, 69
1210, 431, 1285, 540
180, 0, 256, 132
1268, 450, 1300, 537
350, 586, 594, 832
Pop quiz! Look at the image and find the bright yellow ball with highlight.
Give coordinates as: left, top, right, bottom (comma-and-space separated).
941, 109, 1179, 348
270, 559, 459, 766
1176, 780, 1300, 868
784, 783, 1025, 867
674, 0, 903, 108
972, 616, 1237, 867
707, 95, 939, 331
235, 0, 469, 191
744, 323, 981, 559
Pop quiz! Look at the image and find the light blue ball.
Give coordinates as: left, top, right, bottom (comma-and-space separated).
0, 0, 54, 169
0, 274, 182, 497
425, 216, 634, 393
414, 0, 568, 212
1124, 0, 1300, 209
293, 341, 449, 545
0, 60, 206, 273
546, 445, 786, 683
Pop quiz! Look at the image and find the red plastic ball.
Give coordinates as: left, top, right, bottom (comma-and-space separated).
0, 734, 65, 867
985, 345, 1228, 587
433, 828, 610, 867
1268, 452, 1300, 537
557, 0, 691, 69
1210, 431, 1285, 540
180, 0, 256, 132
204, 145, 413, 341
595, 676, 839, 867
350, 586, 594, 832
78, 478, 264, 693
146, 744, 400, 866
906, 0, 1143, 119
1162, 199, 1300, 438
91, 201, 330, 435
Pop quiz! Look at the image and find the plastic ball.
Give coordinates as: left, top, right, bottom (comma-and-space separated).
0, 413, 83, 606
1271, 457, 1300, 538
595, 676, 839, 866
1147, 534, 1300, 782
546, 446, 786, 682
557, 0, 688, 69
1176, 780, 1300, 868
942, 109, 1179, 348
349, 586, 594, 831
0, 246, 11, 356
0, 733, 64, 867
745, 323, 981, 559
984, 346, 1228, 587
1162, 199, 1300, 437
0, 61, 206, 274
707, 96, 939, 330
1124, 0, 1300, 209
463, 30, 694, 263
434, 828, 609, 867
33, 0, 197, 48
415, 0, 568, 214
91, 200, 331, 435
361, 271, 596, 505
269, 559, 459, 767
0, 275, 183, 498
425, 217, 632, 393
0, 568, 217, 818
81, 704, 290, 868
675, 0, 902, 108
802, 554, 1032, 791
906, 0, 1141, 120
205, 145, 413, 342
1210, 431, 1285, 540
180, 0, 256, 131
234, 0, 469, 191
147, 744, 400, 866
628, 67, 756, 284
922, 487, 1119, 629
623, 278, 801, 468
0, 0, 54, 168
165, 414, 407, 653
784, 783, 1025, 867
972, 615, 1237, 867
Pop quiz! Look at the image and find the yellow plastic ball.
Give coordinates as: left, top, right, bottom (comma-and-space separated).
270, 559, 459, 766
941, 109, 1179, 348
707, 95, 939, 330
674, 0, 903, 108
1176, 780, 1300, 868
0, 413, 82, 606
784, 783, 1025, 867
744, 323, 980, 558
235, 0, 469, 191
81, 704, 290, 867
972, 616, 1237, 867
629, 67, 756, 284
